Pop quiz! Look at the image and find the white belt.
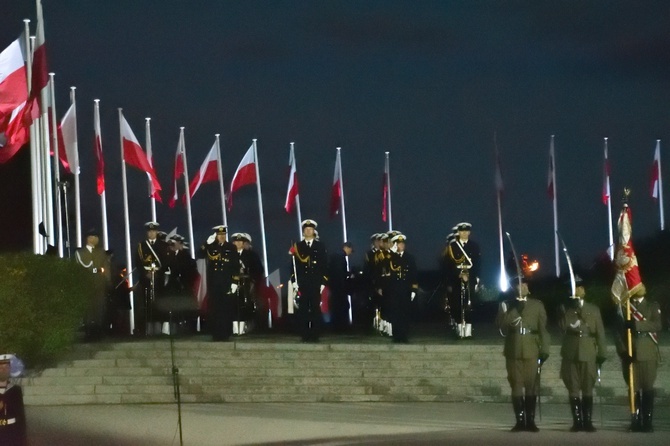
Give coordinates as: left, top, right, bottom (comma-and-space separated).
0, 418, 16, 425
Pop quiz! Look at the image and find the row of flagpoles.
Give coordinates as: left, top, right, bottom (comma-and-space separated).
494, 133, 665, 290
1, 2, 666, 289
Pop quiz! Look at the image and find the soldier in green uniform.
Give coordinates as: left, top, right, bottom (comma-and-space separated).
496, 280, 550, 432
619, 283, 662, 432
559, 279, 607, 432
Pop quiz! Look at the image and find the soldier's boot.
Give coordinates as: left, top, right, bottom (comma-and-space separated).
582, 396, 596, 432
525, 395, 539, 432
569, 397, 582, 432
510, 396, 525, 432
629, 391, 643, 432
641, 390, 654, 433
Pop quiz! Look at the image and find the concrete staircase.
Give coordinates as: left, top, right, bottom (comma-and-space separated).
21, 338, 670, 405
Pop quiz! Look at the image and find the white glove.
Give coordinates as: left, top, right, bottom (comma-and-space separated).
411, 292, 416, 301
501, 302, 508, 313
206, 232, 216, 244
230, 284, 238, 294
320, 285, 326, 294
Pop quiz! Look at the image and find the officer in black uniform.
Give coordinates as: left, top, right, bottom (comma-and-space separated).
386, 234, 418, 343
0, 354, 26, 446
290, 219, 328, 342
199, 226, 240, 341
162, 234, 198, 333
135, 221, 170, 335
329, 241, 354, 332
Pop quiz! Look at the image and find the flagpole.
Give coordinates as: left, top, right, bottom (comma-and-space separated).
146, 117, 156, 222
494, 133, 507, 291
119, 108, 135, 334
40, 78, 54, 252
180, 128, 196, 259
550, 135, 560, 277
253, 139, 271, 327
290, 142, 302, 239
215, 134, 228, 229
656, 140, 665, 230
337, 148, 348, 243
94, 99, 109, 250
48, 73, 63, 257
24, 22, 41, 254
605, 138, 614, 260
70, 86, 82, 248
385, 152, 393, 231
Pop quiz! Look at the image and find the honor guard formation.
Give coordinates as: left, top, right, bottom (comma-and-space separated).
65, 215, 664, 435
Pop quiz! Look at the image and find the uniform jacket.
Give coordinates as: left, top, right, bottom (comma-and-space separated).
199, 241, 239, 291
444, 238, 481, 285
560, 300, 607, 362
75, 245, 111, 282
388, 251, 418, 295
620, 298, 662, 362
496, 298, 551, 360
291, 239, 328, 289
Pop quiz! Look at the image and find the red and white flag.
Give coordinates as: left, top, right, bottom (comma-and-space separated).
168, 139, 185, 208
650, 141, 661, 200
0, 101, 31, 163
29, 0, 49, 116
547, 138, 556, 201
611, 204, 643, 304
602, 143, 611, 205
57, 103, 79, 174
0, 38, 28, 129
228, 144, 256, 209
285, 146, 299, 213
120, 113, 162, 200
330, 151, 342, 217
189, 142, 220, 199
93, 101, 105, 195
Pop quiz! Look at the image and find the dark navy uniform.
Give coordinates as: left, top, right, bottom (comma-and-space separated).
199, 227, 240, 341
444, 224, 481, 331
0, 355, 26, 446
387, 245, 418, 343
135, 222, 170, 335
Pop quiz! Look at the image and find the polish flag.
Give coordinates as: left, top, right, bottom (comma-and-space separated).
93, 101, 105, 195
28, 0, 49, 117
120, 113, 162, 200
189, 142, 220, 199
650, 141, 661, 200
228, 144, 256, 209
547, 138, 555, 201
330, 151, 342, 217
0, 101, 31, 163
0, 38, 28, 129
285, 146, 299, 213
602, 143, 611, 205
611, 204, 643, 304
58, 103, 79, 174
168, 139, 185, 208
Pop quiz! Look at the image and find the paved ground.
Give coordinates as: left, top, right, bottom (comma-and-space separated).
27, 401, 669, 445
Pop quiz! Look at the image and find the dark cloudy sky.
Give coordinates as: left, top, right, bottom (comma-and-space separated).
3, 0, 669, 284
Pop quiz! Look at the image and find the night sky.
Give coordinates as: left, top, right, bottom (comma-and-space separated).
2, 1, 669, 285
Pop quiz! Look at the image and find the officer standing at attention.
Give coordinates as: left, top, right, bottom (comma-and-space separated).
0, 354, 26, 446
558, 278, 607, 432
290, 219, 328, 342
496, 280, 550, 432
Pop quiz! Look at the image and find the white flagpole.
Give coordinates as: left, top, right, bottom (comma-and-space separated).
25, 21, 41, 254
290, 142, 302, 239
337, 147, 348, 243
70, 87, 82, 248
48, 73, 63, 257
550, 135, 560, 278
146, 118, 157, 222
215, 134, 228, 230
119, 108, 135, 334
656, 140, 665, 231
494, 133, 508, 291
180, 128, 196, 259
385, 152, 393, 231
253, 139, 271, 327
39, 76, 53, 252
94, 99, 109, 250
605, 138, 614, 260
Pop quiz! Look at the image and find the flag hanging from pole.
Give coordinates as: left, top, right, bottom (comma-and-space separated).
94, 102, 105, 195
650, 142, 661, 200
330, 152, 342, 217
189, 142, 220, 199
0, 38, 28, 128
611, 202, 643, 304
228, 144, 256, 210
0, 101, 32, 163
285, 146, 299, 213
119, 113, 162, 199
57, 103, 79, 174
602, 145, 611, 205
168, 138, 185, 208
